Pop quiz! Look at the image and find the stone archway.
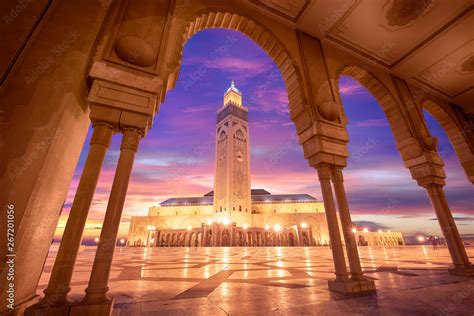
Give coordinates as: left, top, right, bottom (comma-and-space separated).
165, 10, 312, 137
422, 99, 474, 183
336, 66, 423, 162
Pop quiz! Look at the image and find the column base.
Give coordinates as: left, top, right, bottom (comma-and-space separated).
448, 264, 474, 277
328, 278, 376, 295
70, 298, 114, 316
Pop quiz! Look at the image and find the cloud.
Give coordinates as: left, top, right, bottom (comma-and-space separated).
184, 56, 274, 80
339, 80, 366, 96
429, 217, 473, 221
354, 119, 389, 127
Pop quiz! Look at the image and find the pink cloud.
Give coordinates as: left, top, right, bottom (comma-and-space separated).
185, 56, 274, 80
339, 81, 366, 96
355, 119, 390, 127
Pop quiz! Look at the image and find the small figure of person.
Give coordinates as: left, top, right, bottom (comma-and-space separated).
194, 239, 199, 250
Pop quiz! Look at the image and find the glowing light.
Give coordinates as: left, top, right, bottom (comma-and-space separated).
264, 225, 270, 231
417, 236, 425, 242
120, 238, 125, 244
378, 230, 382, 233
363, 228, 368, 233
274, 224, 282, 232
352, 228, 357, 233
387, 230, 391, 233
187, 226, 192, 231
147, 225, 155, 231
94, 237, 99, 243
301, 222, 308, 228
243, 224, 248, 230
223, 219, 230, 226
207, 219, 213, 225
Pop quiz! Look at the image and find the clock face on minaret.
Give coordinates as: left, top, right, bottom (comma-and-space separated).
213, 81, 252, 226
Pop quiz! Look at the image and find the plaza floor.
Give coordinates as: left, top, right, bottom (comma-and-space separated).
37, 245, 474, 315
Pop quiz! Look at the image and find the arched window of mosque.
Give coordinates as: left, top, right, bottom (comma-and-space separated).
236, 151, 243, 162
220, 206, 222, 212
239, 205, 242, 212
235, 129, 243, 140
219, 131, 226, 142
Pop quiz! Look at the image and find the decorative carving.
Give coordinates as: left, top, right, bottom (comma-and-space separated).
114, 35, 157, 67
90, 122, 114, 147
386, 0, 434, 27
317, 164, 332, 181
318, 101, 340, 121
330, 167, 344, 183
422, 135, 438, 152
120, 128, 142, 152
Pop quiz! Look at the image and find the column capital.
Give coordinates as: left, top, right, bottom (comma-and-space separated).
316, 164, 332, 181
90, 122, 115, 147
120, 127, 143, 152
424, 183, 444, 196
330, 166, 344, 183
88, 79, 158, 136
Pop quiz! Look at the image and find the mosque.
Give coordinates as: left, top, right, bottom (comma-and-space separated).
126, 82, 403, 247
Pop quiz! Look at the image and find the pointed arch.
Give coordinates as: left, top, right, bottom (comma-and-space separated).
422, 99, 474, 183
336, 66, 421, 161
166, 11, 312, 136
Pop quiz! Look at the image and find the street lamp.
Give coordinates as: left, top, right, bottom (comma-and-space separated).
352, 228, 357, 233
274, 224, 282, 232
301, 222, 308, 228
243, 224, 248, 230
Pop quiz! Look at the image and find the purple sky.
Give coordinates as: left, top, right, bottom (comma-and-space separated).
57, 29, 473, 241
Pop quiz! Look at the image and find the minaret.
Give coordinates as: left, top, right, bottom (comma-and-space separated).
213, 81, 252, 226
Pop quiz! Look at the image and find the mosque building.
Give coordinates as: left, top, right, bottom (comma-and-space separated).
126, 82, 403, 247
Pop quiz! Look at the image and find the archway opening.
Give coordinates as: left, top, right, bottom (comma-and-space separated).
336, 75, 468, 243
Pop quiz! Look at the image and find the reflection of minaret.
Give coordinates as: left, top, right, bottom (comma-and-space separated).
213, 81, 252, 226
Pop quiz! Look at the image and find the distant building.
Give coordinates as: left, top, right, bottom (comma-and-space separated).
127, 82, 329, 247
353, 230, 405, 246
127, 82, 403, 248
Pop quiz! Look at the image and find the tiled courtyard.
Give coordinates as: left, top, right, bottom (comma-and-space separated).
37, 246, 474, 315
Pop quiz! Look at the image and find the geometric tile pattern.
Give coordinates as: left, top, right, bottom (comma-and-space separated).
37, 246, 474, 315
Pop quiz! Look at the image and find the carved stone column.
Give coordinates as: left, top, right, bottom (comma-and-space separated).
425, 183, 473, 276
72, 127, 142, 314
331, 167, 376, 292
26, 122, 114, 315
316, 164, 350, 283
330, 167, 364, 280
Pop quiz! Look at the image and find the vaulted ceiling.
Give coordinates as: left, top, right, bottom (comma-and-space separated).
246, 0, 473, 114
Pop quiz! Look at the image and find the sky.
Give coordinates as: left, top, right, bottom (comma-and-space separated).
55, 29, 473, 243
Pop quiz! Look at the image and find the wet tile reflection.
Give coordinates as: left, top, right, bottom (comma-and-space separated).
36, 246, 474, 315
